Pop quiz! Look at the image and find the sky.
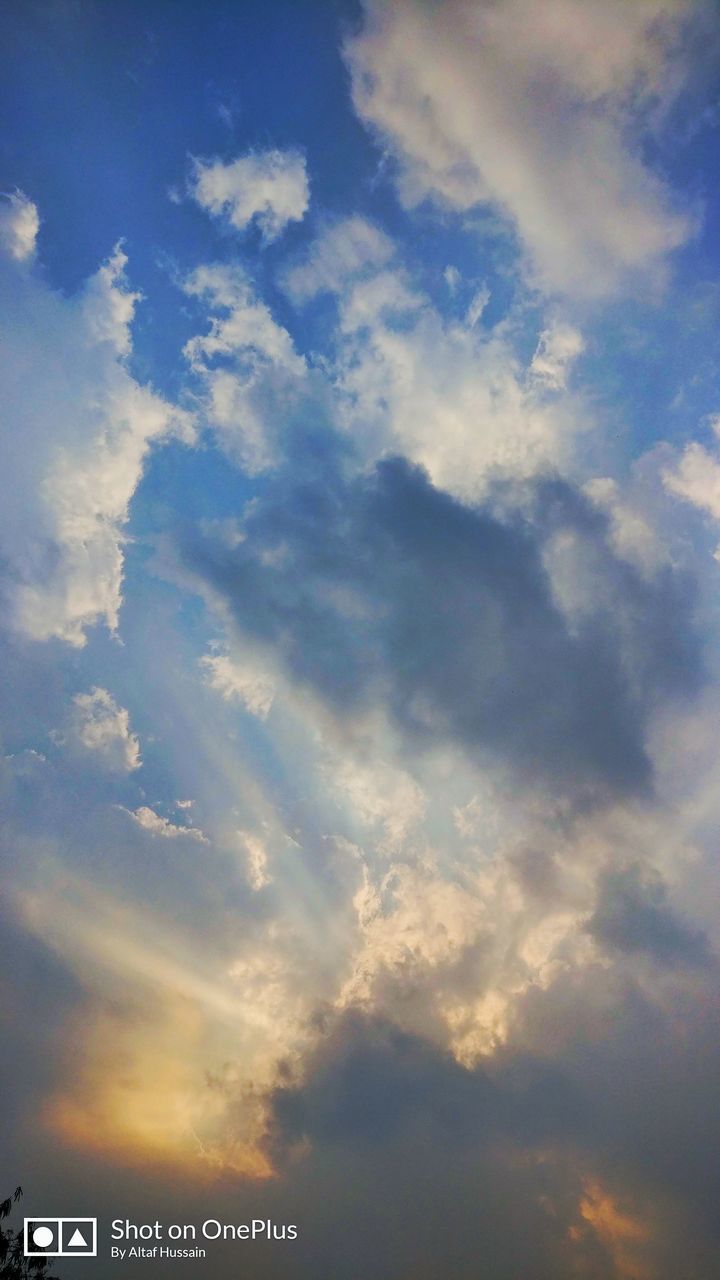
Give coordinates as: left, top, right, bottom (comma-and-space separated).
2, 2, 720, 1278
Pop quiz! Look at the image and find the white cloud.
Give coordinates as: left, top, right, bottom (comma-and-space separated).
0, 235, 194, 646
530, 321, 585, 390
663, 418, 720, 521
337, 267, 421, 333
584, 476, 664, 575
238, 831, 271, 890
189, 148, 309, 242
465, 284, 490, 328
338, 860, 494, 1047
326, 757, 426, 855
333, 267, 590, 498
71, 687, 141, 773
346, 0, 695, 296
124, 805, 209, 843
0, 190, 39, 261
184, 263, 301, 370
281, 216, 394, 303
184, 242, 588, 499
183, 263, 305, 473
200, 652, 275, 720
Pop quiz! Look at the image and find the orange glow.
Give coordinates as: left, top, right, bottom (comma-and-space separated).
42, 997, 274, 1182
577, 1178, 652, 1280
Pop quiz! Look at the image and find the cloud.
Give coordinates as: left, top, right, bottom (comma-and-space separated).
0, 235, 193, 646
584, 476, 665, 576
0, 190, 39, 260
172, 457, 701, 802
13, 873, 271, 1176
324, 757, 426, 856
587, 863, 712, 967
338, 860, 492, 1031
123, 805, 209, 843
260, 1011, 657, 1278
201, 652, 275, 720
281, 216, 394, 303
183, 262, 306, 473
258, 955, 720, 1279
505, 960, 720, 1265
665, 442, 720, 518
184, 238, 591, 501
189, 148, 309, 242
0, 25, 719, 1280
330, 265, 590, 499
465, 283, 490, 328
345, 0, 696, 296
238, 830, 271, 890
183, 263, 303, 371
70, 687, 141, 773
267, 1013, 500, 1154
662, 416, 720, 555
530, 322, 586, 390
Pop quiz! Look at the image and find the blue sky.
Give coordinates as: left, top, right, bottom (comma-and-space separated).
3, 3, 720, 1278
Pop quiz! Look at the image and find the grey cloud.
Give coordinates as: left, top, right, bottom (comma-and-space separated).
4, 968, 718, 1280
587, 864, 713, 967
506, 961, 720, 1267
174, 456, 702, 803
262, 1011, 609, 1280
260, 992, 720, 1280
266, 1011, 586, 1160
258, 939, 720, 1280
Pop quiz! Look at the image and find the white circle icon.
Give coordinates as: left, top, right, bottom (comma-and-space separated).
32, 1227, 54, 1250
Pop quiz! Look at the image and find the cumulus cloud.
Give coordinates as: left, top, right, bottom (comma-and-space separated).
1, 16, 719, 1280
172, 457, 701, 803
183, 262, 305, 473
70, 687, 141, 773
345, 0, 696, 296
184, 234, 591, 500
665, 442, 720, 518
123, 805, 208, 843
260, 959, 720, 1279
331, 265, 589, 498
0, 190, 39, 260
189, 148, 309, 242
0, 235, 193, 646
662, 416, 720, 557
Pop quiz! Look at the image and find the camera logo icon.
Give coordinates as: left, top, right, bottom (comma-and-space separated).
24, 1218, 97, 1258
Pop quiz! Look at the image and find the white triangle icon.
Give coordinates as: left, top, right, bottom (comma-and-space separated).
68, 1229, 87, 1248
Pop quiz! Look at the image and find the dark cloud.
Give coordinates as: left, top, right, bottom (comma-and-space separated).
263, 1011, 610, 1280
4, 974, 719, 1280
259, 993, 720, 1280
506, 961, 720, 1269
266, 1010, 586, 1160
174, 456, 701, 802
587, 864, 713, 967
